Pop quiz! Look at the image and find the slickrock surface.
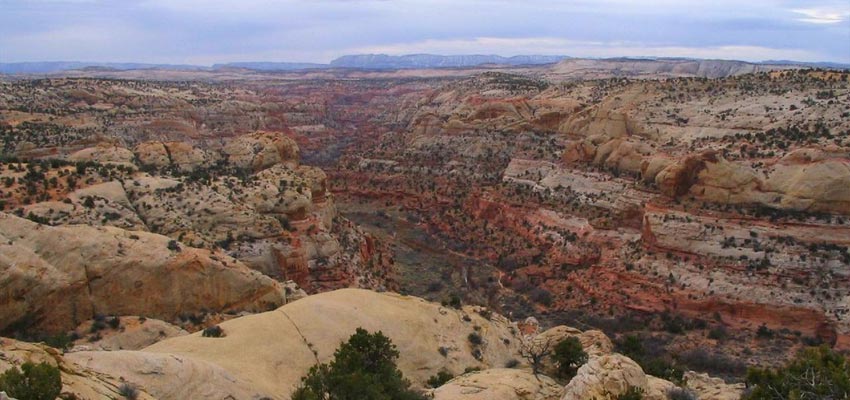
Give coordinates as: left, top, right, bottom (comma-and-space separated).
0, 338, 155, 400
60, 289, 734, 400
431, 368, 563, 400
0, 212, 287, 334
70, 317, 188, 351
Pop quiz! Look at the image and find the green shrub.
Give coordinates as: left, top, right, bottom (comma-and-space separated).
529, 288, 553, 306
202, 326, 224, 338
642, 358, 684, 384
552, 336, 588, 380
292, 328, 425, 400
167, 240, 180, 251
755, 324, 774, 339
118, 382, 139, 399
443, 294, 462, 309
467, 332, 483, 346
707, 326, 728, 341
744, 345, 850, 399
0, 362, 62, 400
426, 370, 454, 388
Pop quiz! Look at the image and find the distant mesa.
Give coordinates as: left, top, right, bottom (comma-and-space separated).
1, 54, 848, 75
327, 54, 571, 69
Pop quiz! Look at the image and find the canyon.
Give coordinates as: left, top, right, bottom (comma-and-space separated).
0, 61, 848, 398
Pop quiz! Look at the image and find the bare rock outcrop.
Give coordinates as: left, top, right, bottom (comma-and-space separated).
134, 141, 218, 173
534, 325, 614, 358
67, 145, 135, 166
0, 338, 155, 400
72, 289, 522, 399
70, 317, 188, 351
0, 212, 287, 334
682, 371, 745, 400
66, 350, 263, 400
431, 368, 562, 400
561, 354, 656, 400
222, 131, 299, 172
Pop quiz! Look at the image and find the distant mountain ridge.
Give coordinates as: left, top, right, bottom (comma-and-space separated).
211, 62, 327, 71
0, 61, 205, 74
1, 55, 847, 74
328, 54, 570, 69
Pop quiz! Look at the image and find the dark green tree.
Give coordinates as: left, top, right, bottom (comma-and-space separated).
552, 336, 588, 380
292, 328, 426, 400
744, 345, 850, 399
0, 362, 62, 400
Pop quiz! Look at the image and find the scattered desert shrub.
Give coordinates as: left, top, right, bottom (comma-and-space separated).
118, 382, 139, 400
743, 345, 850, 399
426, 370, 454, 388
0, 362, 62, 400
202, 325, 224, 338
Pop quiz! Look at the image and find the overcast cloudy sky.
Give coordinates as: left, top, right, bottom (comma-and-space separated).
1, 0, 848, 64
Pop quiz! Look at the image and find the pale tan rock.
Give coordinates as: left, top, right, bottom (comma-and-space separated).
0, 338, 155, 400
765, 159, 850, 214
133, 141, 171, 169
561, 354, 648, 400
0, 212, 287, 334
535, 325, 614, 358
67, 145, 135, 166
431, 368, 563, 400
66, 350, 264, 400
133, 141, 216, 173
138, 289, 524, 398
647, 376, 678, 400
222, 131, 299, 172
70, 317, 188, 351
683, 371, 745, 400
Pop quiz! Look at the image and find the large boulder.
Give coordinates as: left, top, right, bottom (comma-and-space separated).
561, 354, 652, 400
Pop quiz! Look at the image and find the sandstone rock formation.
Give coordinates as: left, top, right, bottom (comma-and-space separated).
68, 145, 135, 166
430, 368, 562, 400
63, 289, 523, 399
0, 338, 155, 400
66, 350, 263, 400
222, 131, 299, 171
0, 212, 288, 334
682, 371, 745, 400
70, 317, 188, 351
561, 354, 656, 400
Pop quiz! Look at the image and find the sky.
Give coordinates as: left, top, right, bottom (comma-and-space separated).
0, 0, 848, 65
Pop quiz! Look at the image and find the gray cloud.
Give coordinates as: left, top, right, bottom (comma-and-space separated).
0, 0, 847, 64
